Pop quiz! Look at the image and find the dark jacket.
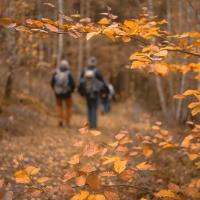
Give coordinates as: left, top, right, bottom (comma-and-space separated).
51, 69, 75, 98
78, 65, 105, 98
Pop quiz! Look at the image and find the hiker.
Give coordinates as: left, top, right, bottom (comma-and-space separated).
101, 82, 115, 114
78, 57, 105, 129
51, 60, 75, 127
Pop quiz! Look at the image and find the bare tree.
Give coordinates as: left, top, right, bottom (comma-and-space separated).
148, 0, 168, 119
57, 0, 64, 65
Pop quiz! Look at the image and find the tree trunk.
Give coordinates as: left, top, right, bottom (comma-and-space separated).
77, 0, 85, 80
166, 0, 175, 116
57, 0, 64, 65
4, 0, 16, 101
176, 1, 186, 121
37, 0, 44, 63
86, 0, 91, 60
148, 0, 168, 119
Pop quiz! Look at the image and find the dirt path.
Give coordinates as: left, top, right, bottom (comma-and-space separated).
0, 99, 153, 199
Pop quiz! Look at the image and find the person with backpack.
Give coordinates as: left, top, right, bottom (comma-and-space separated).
51, 60, 75, 127
100, 81, 115, 114
78, 57, 105, 129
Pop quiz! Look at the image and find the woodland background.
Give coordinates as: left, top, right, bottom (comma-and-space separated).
0, 1, 200, 200
0, 0, 199, 124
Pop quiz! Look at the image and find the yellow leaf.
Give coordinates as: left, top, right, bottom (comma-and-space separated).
80, 191, 90, 200
143, 147, 153, 158
15, 170, 31, 184
154, 50, 168, 57
122, 36, 131, 43
0, 17, 17, 28
136, 162, 155, 171
131, 61, 146, 68
71, 191, 89, 200
68, 154, 80, 165
103, 28, 115, 41
86, 32, 100, 40
16, 26, 32, 34
102, 157, 119, 165
88, 195, 96, 200
154, 63, 169, 76
95, 195, 106, 200
90, 130, 102, 136
173, 94, 186, 99
192, 105, 200, 116
75, 175, 86, 187
183, 90, 200, 96
44, 23, 59, 32
108, 141, 119, 148
188, 154, 199, 161
155, 189, 181, 200
25, 166, 40, 176
181, 135, 194, 148
124, 20, 139, 30
114, 160, 127, 174
188, 102, 200, 109
98, 18, 110, 25
36, 177, 49, 183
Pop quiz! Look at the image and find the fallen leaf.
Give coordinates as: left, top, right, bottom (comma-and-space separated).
114, 160, 127, 174
36, 177, 50, 183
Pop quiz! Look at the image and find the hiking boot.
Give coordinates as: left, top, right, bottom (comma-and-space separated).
59, 121, 63, 127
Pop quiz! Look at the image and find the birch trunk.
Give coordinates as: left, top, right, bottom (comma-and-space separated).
148, 0, 168, 119
4, 0, 16, 100
176, 1, 186, 121
57, 0, 64, 65
86, 0, 91, 60
78, 0, 85, 80
166, 0, 175, 116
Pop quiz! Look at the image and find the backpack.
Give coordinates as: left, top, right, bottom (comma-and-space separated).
54, 70, 70, 95
84, 68, 103, 95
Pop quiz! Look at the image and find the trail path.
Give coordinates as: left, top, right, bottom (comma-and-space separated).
0, 99, 153, 199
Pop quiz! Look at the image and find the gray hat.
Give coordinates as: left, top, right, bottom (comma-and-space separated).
59, 60, 69, 71
88, 57, 97, 66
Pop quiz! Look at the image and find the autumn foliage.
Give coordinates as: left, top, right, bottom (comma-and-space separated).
0, 2, 200, 200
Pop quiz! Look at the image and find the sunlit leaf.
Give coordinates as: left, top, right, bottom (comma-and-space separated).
154, 189, 181, 200
86, 31, 100, 40
136, 162, 155, 171
114, 160, 127, 174
36, 177, 50, 183
15, 170, 31, 184
98, 18, 110, 25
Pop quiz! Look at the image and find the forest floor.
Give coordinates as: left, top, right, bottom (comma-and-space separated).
0, 94, 194, 200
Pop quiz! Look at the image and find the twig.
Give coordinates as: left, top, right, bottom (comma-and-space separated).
102, 184, 153, 194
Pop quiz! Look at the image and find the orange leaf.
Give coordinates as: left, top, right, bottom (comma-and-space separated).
45, 23, 59, 32
98, 18, 110, 25
36, 177, 50, 183
136, 162, 155, 171
15, 170, 31, 184
75, 175, 86, 187
86, 173, 101, 190
114, 160, 127, 174
68, 154, 80, 165
154, 189, 181, 200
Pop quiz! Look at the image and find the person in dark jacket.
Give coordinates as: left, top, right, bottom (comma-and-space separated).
78, 57, 105, 129
51, 60, 75, 127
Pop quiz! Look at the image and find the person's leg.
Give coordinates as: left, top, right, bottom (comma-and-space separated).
86, 96, 92, 127
90, 97, 98, 128
65, 97, 72, 126
56, 96, 63, 126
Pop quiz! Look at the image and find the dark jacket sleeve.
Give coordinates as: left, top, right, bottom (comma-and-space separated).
51, 72, 56, 88
95, 69, 104, 82
69, 73, 75, 92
